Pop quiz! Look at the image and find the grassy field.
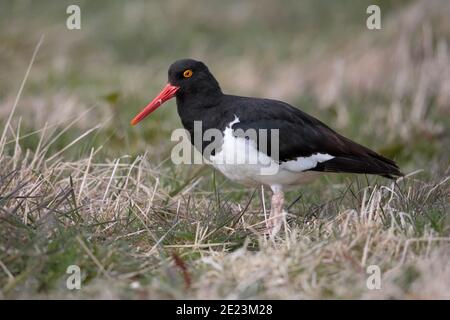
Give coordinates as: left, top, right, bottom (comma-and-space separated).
0, 0, 449, 299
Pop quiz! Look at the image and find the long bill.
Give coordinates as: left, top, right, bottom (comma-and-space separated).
130, 83, 179, 125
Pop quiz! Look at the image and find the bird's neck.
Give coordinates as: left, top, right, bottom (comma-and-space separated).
176, 90, 223, 121
176, 91, 229, 156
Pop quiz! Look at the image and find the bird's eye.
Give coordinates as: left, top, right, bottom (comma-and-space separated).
183, 69, 193, 78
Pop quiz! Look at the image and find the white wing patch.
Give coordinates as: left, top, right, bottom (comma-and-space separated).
282, 153, 334, 172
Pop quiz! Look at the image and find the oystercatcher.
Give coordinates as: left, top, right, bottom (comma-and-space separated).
131, 59, 403, 236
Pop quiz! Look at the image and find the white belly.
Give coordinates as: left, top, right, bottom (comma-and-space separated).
211, 160, 321, 188
209, 116, 332, 189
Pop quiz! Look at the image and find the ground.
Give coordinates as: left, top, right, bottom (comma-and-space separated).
0, 0, 449, 299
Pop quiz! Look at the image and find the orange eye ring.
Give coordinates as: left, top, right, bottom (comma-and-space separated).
183, 69, 193, 78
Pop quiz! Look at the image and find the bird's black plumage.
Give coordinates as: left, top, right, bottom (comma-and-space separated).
170, 59, 403, 178
132, 58, 403, 236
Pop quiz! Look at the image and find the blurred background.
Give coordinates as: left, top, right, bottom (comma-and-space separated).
1, 0, 448, 172
1, 0, 450, 299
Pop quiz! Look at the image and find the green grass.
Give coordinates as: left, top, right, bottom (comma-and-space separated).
0, 0, 449, 299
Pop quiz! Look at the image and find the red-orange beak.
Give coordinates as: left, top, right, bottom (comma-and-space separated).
131, 83, 179, 126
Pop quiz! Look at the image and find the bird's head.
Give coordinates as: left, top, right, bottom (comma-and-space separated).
131, 58, 221, 125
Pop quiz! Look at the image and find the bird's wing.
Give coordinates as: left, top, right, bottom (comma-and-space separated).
231, 98, 402, 178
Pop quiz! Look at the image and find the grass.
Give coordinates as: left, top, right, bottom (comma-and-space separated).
0, 0, 449, 299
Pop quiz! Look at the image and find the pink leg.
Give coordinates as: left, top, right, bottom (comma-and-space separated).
266, 188, 285, 237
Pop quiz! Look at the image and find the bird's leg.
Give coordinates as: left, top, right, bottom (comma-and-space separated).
267, 187, 286, 237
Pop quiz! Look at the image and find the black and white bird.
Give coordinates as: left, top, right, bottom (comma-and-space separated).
131, 59, 403, 236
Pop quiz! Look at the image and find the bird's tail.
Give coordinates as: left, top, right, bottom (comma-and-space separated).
312, 153, 403, 179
